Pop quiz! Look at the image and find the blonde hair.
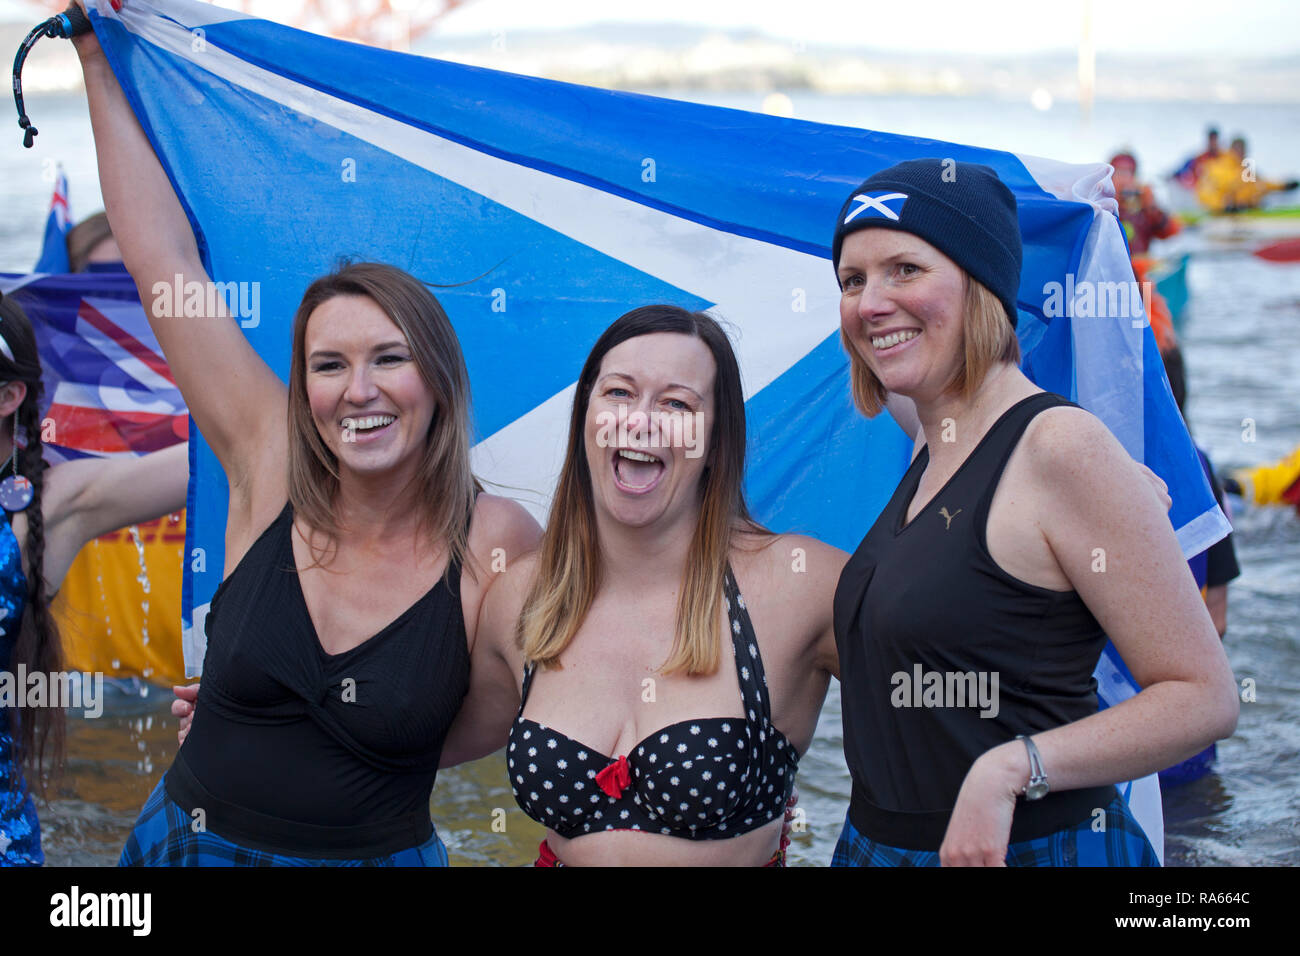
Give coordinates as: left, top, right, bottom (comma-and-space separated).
286, 262, 480, 581
518, 306, 769, 677
842, 275, 1020, 417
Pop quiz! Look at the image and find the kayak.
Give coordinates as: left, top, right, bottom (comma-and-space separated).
1177, 204, 1300, 226
1179, 206, 1300, 239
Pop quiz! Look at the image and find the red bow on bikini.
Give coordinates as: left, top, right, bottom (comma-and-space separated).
596, 755, 632, 798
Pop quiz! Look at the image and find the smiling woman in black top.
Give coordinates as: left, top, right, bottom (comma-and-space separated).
828, 158, 1238, 867
75, 23, 540, 866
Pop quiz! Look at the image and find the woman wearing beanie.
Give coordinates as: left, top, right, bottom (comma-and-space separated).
829, 158, 1237, 866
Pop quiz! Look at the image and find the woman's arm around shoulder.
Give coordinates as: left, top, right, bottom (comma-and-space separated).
440, 548, 539, 769
734, 531, 846, 757
460, 493, 542, 651
764, 532, 848, 681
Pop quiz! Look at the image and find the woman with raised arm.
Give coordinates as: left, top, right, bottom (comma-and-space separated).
0, 294, 187, 866
72, 15, 539, 866
828, 158, 1238, 866
441, 305, 843, 866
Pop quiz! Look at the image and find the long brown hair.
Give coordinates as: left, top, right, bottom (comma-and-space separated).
518, 305, 768, 676
0, 294, 63, 796
286, 262, 480, 579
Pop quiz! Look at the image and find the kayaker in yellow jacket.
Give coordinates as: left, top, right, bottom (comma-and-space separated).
1196, 137, 1298, 213
1224, 444, 1300, 513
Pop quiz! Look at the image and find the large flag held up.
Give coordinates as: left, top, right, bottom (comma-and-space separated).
81, 0, 1229, 855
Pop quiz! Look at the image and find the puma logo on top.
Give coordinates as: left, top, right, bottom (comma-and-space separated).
939, 507, 962, 530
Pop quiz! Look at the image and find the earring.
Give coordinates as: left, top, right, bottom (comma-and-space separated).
0, 410, 33, 512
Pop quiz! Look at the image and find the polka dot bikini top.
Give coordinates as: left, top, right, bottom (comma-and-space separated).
509, 566, 799, 841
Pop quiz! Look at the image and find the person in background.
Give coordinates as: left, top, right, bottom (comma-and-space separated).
65, 212, 123, 273
1224, 447, 1300, 517
1173, 127, 1220, 188
0, 294, 188, 866
1196, 137, 1299, 214
1160, 345, 1239, 637
1111, 152, 1180, 256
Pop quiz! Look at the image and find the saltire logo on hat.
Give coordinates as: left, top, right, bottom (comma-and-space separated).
844, 191, 909, 224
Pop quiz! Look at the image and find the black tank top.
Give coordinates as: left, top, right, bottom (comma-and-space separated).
169, 502, 471, 857
834, 392, 1115, 851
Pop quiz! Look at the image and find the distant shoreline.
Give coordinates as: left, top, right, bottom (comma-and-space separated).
5, 19, 1300, 103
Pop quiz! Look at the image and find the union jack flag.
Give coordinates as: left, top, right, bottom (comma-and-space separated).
0, 271, 188, 463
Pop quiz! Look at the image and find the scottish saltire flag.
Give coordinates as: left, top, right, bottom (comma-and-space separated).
843, 191, 910, 224
33, 167, 73, 275
85, 0, 1228, 857
0, 272, 188, 462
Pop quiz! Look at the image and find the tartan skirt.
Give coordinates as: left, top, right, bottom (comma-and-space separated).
831, 792, 1159, 867
119, 772, 448, 867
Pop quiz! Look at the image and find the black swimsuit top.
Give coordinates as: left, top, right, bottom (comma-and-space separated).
510, 566, 798, 841
170, 502, 471, 857
834, 392, 1115, 851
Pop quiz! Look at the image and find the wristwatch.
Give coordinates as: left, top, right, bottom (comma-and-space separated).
1016, 734, 1049, 800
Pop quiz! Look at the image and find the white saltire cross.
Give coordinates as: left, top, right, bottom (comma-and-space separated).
844, 192, 909, 224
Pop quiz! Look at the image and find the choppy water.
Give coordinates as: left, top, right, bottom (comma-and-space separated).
4, 87, 1298, 866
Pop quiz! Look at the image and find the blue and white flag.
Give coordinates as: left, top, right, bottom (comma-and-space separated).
84, 0, 1228, 857
33, 167, 72, 275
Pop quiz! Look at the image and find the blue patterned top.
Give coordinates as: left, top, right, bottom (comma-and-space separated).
0, 513, 40, 866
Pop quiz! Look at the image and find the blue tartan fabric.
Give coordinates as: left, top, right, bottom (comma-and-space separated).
831, 793, 1159, 867
119, 773, 448, 867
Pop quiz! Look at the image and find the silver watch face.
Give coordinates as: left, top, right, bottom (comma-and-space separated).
1025, 778, 1050, 800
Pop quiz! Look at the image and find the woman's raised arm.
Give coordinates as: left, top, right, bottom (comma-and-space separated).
72, 14, 287, 510
37, 442, 189, 592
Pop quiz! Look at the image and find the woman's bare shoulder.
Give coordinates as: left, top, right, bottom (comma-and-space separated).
1021, 405, 1137, 487
467, 493, 543, 562
731, 528, 848, 606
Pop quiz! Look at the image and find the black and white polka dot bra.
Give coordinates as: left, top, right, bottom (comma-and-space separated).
509, 566, 799, 841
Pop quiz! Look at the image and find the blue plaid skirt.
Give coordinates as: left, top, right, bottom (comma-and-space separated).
119, 773, 448, 867
831, 792, 1159, 867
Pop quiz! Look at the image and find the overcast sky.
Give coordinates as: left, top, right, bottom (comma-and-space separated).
4, 0, 1297, 56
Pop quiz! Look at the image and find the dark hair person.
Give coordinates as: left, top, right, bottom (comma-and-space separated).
73, 15, 539, 866
829, 158, 1237, 866
0, 294, 186, 866
65, 212, 121, 273
442, 305, 844, 866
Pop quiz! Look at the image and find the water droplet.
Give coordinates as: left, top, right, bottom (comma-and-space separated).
128, 525, 152, 594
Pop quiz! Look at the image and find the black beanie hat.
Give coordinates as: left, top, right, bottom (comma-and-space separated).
831, 158, 1022, 328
